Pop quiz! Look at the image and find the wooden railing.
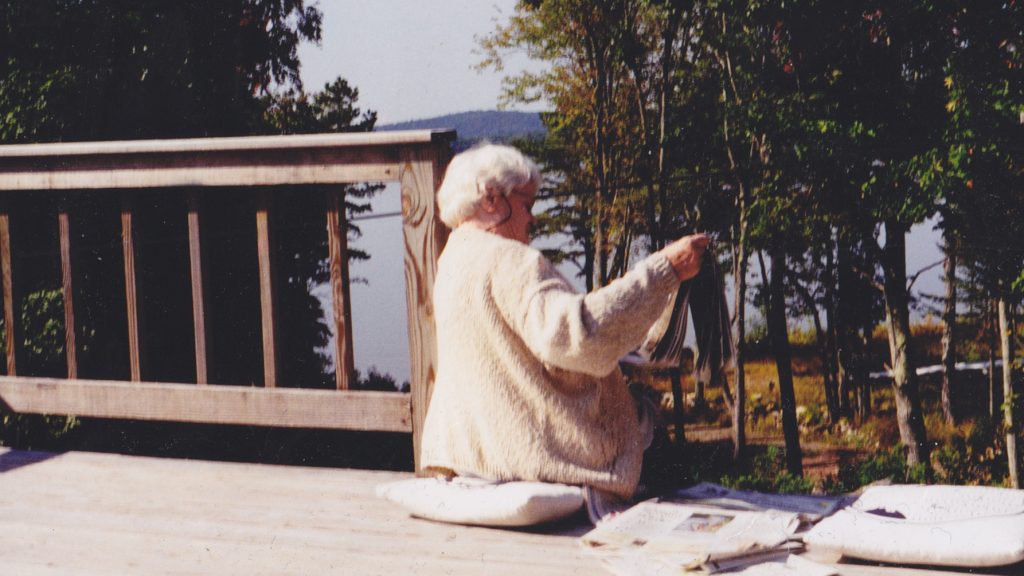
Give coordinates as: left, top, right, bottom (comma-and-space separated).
0, 130, 454, 466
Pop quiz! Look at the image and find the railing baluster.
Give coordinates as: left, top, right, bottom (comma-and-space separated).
327, 189, 355, 390
0, 207, 16, 376
58, 202, 78, 379
187, 191, 209, 385
256, 191, 278, 388
121, 193, 142, 381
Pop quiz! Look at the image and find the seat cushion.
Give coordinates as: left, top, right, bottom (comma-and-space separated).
804, 484, 1024, 567
376, 476, 585, 527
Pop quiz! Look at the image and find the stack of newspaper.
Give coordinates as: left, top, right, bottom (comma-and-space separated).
581, 484, 847, 575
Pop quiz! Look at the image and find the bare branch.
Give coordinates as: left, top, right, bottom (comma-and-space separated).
907, 258, 947, 291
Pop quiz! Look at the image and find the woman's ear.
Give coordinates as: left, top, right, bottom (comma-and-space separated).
480, 184, 501, 214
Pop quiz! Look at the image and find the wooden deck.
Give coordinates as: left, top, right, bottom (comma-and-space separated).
0, 448, 1015, 575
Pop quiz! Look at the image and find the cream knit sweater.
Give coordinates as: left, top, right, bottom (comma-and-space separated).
420, 227, 681, 498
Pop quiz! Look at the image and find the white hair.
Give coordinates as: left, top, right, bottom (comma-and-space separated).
436, 143, 540, 228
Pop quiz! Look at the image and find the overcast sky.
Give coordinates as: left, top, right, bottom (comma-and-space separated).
297, 0, 543, 125
299, 1, 548, 383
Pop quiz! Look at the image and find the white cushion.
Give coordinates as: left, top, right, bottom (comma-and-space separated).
805, 485, 1024, 567
375, 476, 585, 527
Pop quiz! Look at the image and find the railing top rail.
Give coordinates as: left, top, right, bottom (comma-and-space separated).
0, 129, 457, 190
0, 129, 456, 159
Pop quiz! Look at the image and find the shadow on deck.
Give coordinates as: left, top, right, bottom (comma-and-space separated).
0, 449, 62, 473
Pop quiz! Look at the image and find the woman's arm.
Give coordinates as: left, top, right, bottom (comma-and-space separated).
497, 235, 707, 377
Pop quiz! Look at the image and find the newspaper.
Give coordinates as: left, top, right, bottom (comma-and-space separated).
582, 501, 802, 573
627, 254, 735, 381
667, 482, 850, 522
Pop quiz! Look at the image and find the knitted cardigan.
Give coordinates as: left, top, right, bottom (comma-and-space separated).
420, 227, 681, 498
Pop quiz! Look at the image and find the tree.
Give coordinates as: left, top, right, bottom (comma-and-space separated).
479, 1, 721, 288
0, 0, 322, 142
702, 0, 826, 470
481, 0, 625, 289
940, 230, 958, 425
779, 1, 955, 470
486, 0, 1024, 481
260, 77, 382, 388
0, 2, 386, 391
934, 0, 1024, 485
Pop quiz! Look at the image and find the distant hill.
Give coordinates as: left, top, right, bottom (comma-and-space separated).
378, 110, 545, 146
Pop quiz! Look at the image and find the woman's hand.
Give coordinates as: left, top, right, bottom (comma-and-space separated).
660, 234, 710, 281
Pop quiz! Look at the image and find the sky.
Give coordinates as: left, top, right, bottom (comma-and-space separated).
297, 0, 542, 124
297, 1, 947, 385
300, 0, 544, 384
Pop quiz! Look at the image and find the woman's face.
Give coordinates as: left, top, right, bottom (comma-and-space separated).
492, 183, 537, 244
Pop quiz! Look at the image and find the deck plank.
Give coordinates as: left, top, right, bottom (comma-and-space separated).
0, 448, 1012, 576
0, 449, 597, 575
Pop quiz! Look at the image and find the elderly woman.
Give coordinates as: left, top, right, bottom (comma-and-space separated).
420, 143, 708, 500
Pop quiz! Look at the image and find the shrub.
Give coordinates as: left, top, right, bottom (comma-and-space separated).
720, 445, 816, 494
0, 288, 84, 448
822, 446, 928, 493
1, 412, 80, 450
932, 420, 1009, 486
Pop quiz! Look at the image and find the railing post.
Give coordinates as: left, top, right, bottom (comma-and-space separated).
327, 188, 355, 390
58, 200, 78, 379
399, 142, 451, 472
187, 191, 209, 385
0, 206, 16, 375
121, 193, 143, 381
256, 191, 279, 388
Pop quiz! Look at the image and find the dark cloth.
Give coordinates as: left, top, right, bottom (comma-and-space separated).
646, 256, 735, 383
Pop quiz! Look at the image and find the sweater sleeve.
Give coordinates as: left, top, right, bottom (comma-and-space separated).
492, 246, 680, 377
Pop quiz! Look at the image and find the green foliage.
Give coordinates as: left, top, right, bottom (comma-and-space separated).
0, 2, 398, 397
0, 287, 88, 446
824, 446, 928, 494
353, 367, 410, 393
931, 422, 1007, 486
481, 0, 1022, 473
0, 0, 322, 142
0, 412, 80, 450
20, 289, 68, 368
261, 77, 377, 136
258, 77, 383, 388
719, 445, 815, 494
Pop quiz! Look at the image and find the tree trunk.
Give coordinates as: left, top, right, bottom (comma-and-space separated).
588, 36, 610, 289
859, 317, 873, 419
999, 297, 1019, 488
880, 220, 930, 470
940, 233, 957, 425
989, 299, 1001, 419
836, 236, 868, 421
656, 6, 682, 228
768, 251, 803, 476
732, 195, 749, 463
583, 229, 595, 293
789, 269, 839, 423
824, 242, 845, 417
